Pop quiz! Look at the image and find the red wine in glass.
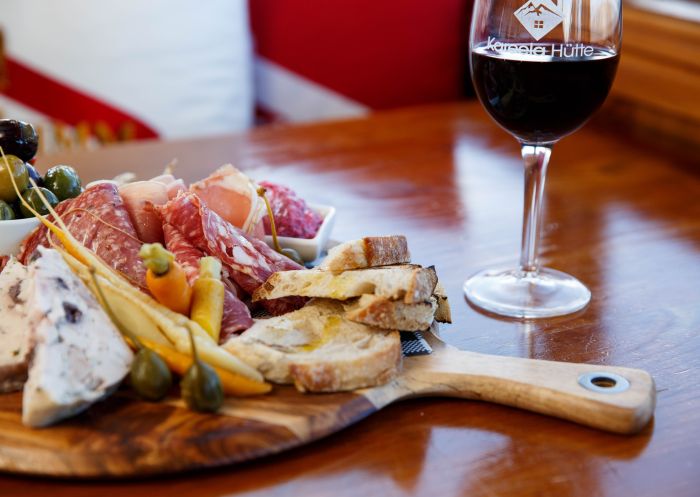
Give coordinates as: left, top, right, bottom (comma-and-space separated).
464, 0, 622, 318
471, 45, 619, 143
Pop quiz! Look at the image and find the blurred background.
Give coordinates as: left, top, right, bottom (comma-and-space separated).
0, 0, 697, 155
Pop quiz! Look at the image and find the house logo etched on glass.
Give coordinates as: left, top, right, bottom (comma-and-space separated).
514, 0, 563, 41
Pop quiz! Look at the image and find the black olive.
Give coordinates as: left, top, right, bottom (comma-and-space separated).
0, 120, 39, 162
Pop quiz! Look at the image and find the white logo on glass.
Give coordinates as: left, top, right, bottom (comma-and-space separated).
514, 0, 563, 41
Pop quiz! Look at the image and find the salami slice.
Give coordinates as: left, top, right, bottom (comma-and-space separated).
157, 192, 305, 315
18, 183, 147, 290
163, 223, 253, 339
260, 181, 323, 239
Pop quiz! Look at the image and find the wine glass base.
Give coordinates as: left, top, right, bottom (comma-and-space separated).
463, 267, 591, 319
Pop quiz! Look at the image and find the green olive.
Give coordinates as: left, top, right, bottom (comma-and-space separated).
181, 360, 224, 412
0, 200, 15, 220
44, 165, 82, 201
281, 247, 304, 265
130, 348, 173, 401
0, 155, 29, 202
19, 187, 59, 218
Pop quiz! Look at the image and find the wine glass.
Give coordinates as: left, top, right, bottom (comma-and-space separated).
464, 0, 621, 318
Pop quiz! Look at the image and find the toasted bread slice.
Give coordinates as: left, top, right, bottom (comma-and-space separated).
433, 282, 452, 323
223, 299, 401, 392
253, 265, 437, 304
345, 295, 437, 331
319, 235, 410, 271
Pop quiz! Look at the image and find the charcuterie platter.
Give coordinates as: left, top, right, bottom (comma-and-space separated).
0, 119, 655, 478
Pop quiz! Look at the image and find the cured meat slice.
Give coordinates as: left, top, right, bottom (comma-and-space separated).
190, 165, 266, 238
18, 183, 147, 290
119, 181, 169, 243
260, 181, 323, 239
151, 174, 186, 199
157, 192, 304, 315
0, 256, 8, 273
163, 223, 253, 339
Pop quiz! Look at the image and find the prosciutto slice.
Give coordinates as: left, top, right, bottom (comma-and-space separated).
119, 181, 170, 243
163, 223, 253, 339
18, 183, 147, 290
157, 192, 304, 315
0, 256, 8, 273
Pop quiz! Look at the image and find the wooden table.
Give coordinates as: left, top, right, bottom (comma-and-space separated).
1, 103, 699, 496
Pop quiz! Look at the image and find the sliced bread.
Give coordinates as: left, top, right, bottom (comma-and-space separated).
253, 265, 437, 304
223, 299, 401, 392
319, 235, 410, 271
344, 295, 437, 331
433, 282, 452, 323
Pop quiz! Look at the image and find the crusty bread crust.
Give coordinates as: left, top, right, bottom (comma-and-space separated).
407, 265, 438, 304
319, 236, 410, 271
289, 340, 401, 392
364, 236, 410, 268
224, 300, 402, 393
433, 282, 452, 323
345, 295, 436, 331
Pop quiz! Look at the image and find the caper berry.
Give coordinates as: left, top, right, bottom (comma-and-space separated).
181, 360, 224, 412
281, 247, 304, 265
130, 348, 173, 401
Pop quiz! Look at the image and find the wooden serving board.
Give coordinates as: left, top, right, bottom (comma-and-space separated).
0, 331, 655, 478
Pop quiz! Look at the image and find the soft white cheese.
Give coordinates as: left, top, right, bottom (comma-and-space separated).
0, 259, 32, 393
21, 248, 134, 427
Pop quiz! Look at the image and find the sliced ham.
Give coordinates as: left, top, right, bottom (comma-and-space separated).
119, 180, 169, 243
18, 183, 148, 291
162, 223, 253, 339
190, 164, 265, 238
157, 192, 305, 315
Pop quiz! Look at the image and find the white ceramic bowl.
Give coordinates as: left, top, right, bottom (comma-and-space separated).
264, 203, 336, 263
0, 217, 40, 256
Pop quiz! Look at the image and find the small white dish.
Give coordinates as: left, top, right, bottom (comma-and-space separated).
0, 217, 40, 256
264, 203, 336, 263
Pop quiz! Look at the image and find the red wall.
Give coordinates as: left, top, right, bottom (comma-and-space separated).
249, 0, 473, 109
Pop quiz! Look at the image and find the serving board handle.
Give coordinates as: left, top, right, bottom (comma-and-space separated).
393, 345, 656, 434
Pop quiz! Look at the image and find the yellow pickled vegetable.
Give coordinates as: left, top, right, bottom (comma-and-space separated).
190, 257, 225, 342
138, 337, 271, 396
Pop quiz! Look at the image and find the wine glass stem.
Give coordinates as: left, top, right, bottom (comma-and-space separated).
519, 144, 552, 274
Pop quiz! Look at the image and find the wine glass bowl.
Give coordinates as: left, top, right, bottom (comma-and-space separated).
464, 0, 621, 319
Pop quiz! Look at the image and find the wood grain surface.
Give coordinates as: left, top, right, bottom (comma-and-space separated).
1, 103, 699, 496
0, 328, 656, 477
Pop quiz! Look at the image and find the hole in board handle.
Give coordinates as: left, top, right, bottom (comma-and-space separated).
578, 372, 630, 394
